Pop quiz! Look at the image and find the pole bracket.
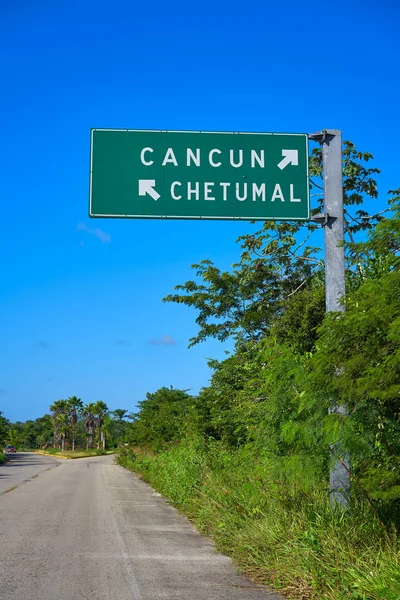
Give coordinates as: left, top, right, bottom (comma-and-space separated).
309, 129, 340, 143
309, 130, 327, 143
310, 212, 334, 226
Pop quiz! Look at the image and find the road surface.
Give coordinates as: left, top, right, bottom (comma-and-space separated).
0, 451, 58, 494
0, 452, 283, 600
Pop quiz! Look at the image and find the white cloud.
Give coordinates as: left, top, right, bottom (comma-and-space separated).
77, 222, 111, 243
147, 335, 176, 346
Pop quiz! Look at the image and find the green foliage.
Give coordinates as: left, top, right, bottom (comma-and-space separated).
9, 138, 400, 599
271, 284, 326, 353
82, 400, 109, 449
163, 243, 321, 347
8, 397, 127, 452
347, 190, 400, 284
310, 141, 381, 232
121, 140, 400, 599
50, 399, 70, 450
67, 396, 83, 451
109, 408, 130, 445
4, 415, 53, 449
127, 387, 193, 451
120, 443, 400, 600
39, 448, 109, 457
307, 269, 400, 516
192, 343, 263, 446
0, 411, 10, 447
0, 413, 9, 463
163, 141, 382, 348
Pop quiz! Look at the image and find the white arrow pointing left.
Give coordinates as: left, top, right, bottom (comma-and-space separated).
138, 179, 160, 201
277, 149, 299, 170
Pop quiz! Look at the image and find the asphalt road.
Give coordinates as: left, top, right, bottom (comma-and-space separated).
0, 453, 283, 600
0, 451, 60, 494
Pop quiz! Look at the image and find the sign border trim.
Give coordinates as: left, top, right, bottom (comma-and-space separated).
89, 128, 310, 221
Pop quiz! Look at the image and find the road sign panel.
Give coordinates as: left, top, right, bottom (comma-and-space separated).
89, 129, 309, 221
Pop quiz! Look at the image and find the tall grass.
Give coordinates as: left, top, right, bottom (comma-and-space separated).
118, 442, 400, 600
37, 448, 110, 457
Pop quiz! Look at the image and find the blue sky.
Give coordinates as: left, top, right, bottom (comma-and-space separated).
1, 0, 399, 422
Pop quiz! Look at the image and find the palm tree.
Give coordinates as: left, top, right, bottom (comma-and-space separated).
67, 396, 83, 451
83, 403, 96, 449
112, 409, 129, 444
55, 413, 69, 451
92, 401, 109, 449
112, 409, 129, 421
50, 400, 69, 449
102, 414, 115, 449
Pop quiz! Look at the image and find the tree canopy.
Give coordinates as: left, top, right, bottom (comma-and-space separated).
128, 141, 400, 528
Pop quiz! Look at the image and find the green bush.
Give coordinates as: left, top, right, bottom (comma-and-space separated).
119, 442, 400, 600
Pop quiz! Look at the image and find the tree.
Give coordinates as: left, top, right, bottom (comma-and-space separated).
113, 409, 129, 421
55, 413, 69, 451
15, 414, 53, 449
309, 270, 400, 509
127, 387, 193, 451
6, 428, 22, 448
159, 140, 400, 517
346, 188, 400, 281
163, 142, 384, 348
110, 409, 129, 444
0, 411, 9, 448
83, 403, 96, 449
50, 400, 69, 450
33, 414, 53, 448
102, 414, 116, 449
91, 401, 109, 449
67, 396, 83, 451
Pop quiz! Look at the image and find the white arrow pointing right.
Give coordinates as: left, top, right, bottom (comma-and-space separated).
277, 149, 299, 170
138, 179, 160, 201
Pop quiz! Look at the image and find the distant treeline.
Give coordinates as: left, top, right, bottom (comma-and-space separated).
0, 401, 132, 451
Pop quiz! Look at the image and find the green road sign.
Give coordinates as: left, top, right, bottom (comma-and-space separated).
89, 129, 309, 221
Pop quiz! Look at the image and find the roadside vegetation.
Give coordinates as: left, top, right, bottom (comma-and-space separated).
2, 142, 399, 597
36, 448, 114, 458
0, 402, 132, 453
118, 143, 400, 599
0, 411, 9, 463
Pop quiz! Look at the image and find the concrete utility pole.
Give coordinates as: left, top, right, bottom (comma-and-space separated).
310, 129, 350, 507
